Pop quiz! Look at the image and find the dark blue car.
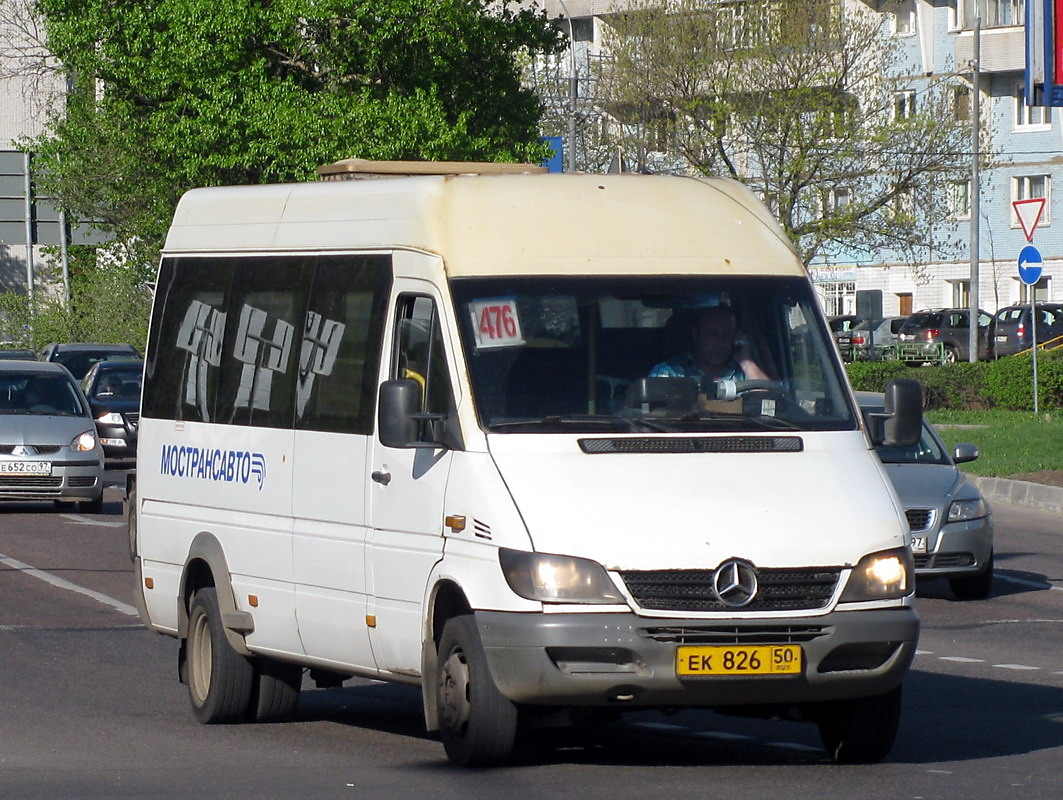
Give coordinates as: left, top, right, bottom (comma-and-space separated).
80, 359, 143, 462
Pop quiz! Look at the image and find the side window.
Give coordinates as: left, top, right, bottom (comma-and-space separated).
393, 295, 455, 435
215, 257, 313, 428
143, 257, 233, 422
295, 255, 392, 434
144, 254, 394, 429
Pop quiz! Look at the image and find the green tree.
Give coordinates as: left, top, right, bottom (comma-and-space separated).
28, 0, 563, 265
595, 0, 977, 266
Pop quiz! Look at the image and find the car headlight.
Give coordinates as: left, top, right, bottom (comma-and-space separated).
96, 411, 124, 425
839, 547, 913, 602
71, 431, 98, 452
948, 498, 987, 522
499, 549, 625, 604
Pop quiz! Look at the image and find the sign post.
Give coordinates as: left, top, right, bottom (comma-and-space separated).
1018, 243, 1044, 413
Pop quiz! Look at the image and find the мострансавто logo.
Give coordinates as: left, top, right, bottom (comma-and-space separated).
160, 444, 266, 490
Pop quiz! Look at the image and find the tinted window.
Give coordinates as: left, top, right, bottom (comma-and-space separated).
904, 312, 942, 328
295, 256, 390, 435
215, 258, 313, 428
144, 254, 391, 433
143, 257, 234, 423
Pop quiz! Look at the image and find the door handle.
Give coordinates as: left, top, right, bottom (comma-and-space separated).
371, 470, 391, 486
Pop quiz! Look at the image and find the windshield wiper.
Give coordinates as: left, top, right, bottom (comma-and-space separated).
488, 415, 646, 432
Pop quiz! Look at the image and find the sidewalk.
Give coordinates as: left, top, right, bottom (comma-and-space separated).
965, 474, 1063, 516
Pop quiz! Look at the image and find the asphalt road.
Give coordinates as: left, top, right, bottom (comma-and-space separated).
1, 472, 1062, 799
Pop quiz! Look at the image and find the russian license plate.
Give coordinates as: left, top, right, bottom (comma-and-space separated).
995, 335, 1008, 342
911, 535, 928, 554
676, 644, 802, 676
0, 461, 51, 475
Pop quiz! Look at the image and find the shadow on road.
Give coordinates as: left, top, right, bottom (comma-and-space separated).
287, 665, 1063, 768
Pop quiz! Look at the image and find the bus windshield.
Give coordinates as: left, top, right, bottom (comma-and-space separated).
450, 275, 856, 434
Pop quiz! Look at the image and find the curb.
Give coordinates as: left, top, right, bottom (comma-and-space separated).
965, 474, 1063, 516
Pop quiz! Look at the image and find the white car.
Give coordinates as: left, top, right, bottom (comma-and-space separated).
859, 393, 993, 600
0, 361, 105, 512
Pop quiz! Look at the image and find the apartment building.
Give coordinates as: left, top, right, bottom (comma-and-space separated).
535, 0, 1057, 318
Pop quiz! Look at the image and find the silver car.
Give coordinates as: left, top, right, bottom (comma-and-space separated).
0, 361, 105, 512
858, 392, 994, 600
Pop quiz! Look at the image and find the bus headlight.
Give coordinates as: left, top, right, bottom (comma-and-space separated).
499, 549, 625, 604
839, 547, 913, 602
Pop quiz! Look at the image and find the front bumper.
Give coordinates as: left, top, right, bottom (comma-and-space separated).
476, 607, 919, 709
0, 457, 103, 502
913, 515, 993, 578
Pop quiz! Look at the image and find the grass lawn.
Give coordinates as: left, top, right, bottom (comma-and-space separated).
925, 408, 1063, 477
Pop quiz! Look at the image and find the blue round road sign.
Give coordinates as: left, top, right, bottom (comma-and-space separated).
1019, 245, 1043, 286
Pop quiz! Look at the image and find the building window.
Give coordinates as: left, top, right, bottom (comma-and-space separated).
958, 0, 1024, 29
1015, 81, 1050, 128
949, 180, 972, 219
891, 0, 916, 34
823, 187, 851, 217
952, 85, 971, 122
893, 90, 916, 121
570, 17, 594, 43
822, 281, 856, 316
951, 279, 970, 308
1012, 175, 1051, 225
1018, 276, 1051, 303
892, 187, 915, 223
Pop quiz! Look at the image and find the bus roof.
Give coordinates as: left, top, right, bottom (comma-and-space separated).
163, 170, 804, 278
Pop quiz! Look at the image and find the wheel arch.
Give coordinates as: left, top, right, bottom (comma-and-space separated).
178, 532, 253, 657
420, 578, 472, 732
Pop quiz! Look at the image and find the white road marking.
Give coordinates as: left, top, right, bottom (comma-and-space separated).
993, 663, 1040, 671
939, 656, 985, 663
58, 513, 125, 528
0, 552, 137, 616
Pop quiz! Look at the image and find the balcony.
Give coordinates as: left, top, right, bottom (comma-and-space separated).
954, 27, 1024, 73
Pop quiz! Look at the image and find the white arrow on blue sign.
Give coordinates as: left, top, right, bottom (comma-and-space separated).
1018, 245, 1043, 286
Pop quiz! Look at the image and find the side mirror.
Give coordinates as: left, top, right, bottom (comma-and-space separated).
378, 378, 455, 450
882, 378, 922, 447
378, 379, 422, 448
953, 443, 980, 464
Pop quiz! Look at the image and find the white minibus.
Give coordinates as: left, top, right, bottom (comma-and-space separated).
131, 159, 922, 766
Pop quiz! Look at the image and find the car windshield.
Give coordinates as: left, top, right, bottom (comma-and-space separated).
53, 350, 135, 379
89, 368, 143, 399
0, 374, 85, 416
450, 275, 857, 434
873, 421, 950, 465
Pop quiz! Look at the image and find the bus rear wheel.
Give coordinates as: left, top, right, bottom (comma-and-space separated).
186, 587, 254, 723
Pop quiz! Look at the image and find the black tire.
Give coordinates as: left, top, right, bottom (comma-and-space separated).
942, 346, 958, 364
950, 552, 994, 601
250, 659, 302, 722
816, 685, 902, 764
436, 615, 519, 766
186, 587, 254, 724
126, 487, 138, 563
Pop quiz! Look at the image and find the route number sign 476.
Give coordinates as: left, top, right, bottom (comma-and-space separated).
470, 298, 525, 349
